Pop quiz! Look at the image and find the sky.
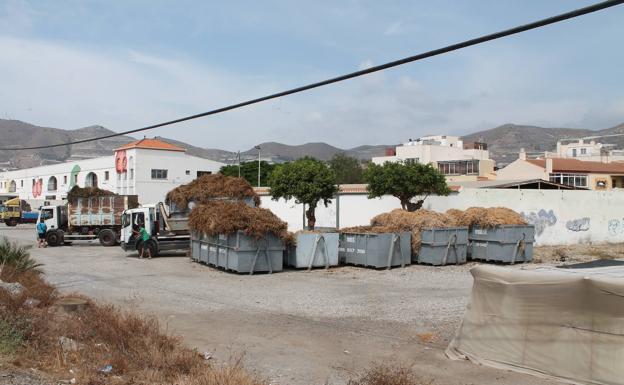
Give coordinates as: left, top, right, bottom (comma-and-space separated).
0, 0, 623, 151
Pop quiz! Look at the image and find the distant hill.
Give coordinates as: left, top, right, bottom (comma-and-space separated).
241, 142, 392, 162
463, 123, 624, 165
2, 119, 624, 170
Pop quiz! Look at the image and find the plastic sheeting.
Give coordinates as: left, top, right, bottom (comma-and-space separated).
446, 265, 624, 385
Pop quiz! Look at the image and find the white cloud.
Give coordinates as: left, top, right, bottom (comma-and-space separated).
0, 35, 621, 152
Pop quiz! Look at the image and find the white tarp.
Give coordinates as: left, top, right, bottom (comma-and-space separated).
446, 265, 624, 385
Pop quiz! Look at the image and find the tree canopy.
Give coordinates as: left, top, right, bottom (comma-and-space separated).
220, 161, 276, 187
328, 153, 364, 184
364, 161, 451, 211
268, 157, 338, 229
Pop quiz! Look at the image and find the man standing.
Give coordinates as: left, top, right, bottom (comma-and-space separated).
133, 224, 152, 259
36, 221, 47, 248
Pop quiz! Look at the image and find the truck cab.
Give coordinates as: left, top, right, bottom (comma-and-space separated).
37, 205, 67, 245
1, 197, 26, 226
120, 203, 190, 257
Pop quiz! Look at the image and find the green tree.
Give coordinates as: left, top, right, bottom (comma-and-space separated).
220, 161, 276, 187
328, 153, 364, 184
268, 157, 338, 230
364, 161, 451, 211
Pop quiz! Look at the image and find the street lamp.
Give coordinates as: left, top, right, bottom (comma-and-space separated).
254, 145, 261, 187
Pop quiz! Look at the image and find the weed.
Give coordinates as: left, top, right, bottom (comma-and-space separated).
347, 363, 433, 385
0, 237, 42, 275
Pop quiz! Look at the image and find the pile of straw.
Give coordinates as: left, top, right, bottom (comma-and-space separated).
451, 207, 527, 228
188, 200, 289, 241
67, 185, 116, 202
166, 174, 261, 210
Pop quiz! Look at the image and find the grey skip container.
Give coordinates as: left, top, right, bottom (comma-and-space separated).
417, 227, 469, 265
468, 225, 535, 263
340, 232, 411, 269
287, 232, 339, 269
191, 230, 284, 274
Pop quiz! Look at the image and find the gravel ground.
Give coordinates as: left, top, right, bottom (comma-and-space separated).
1, 225, 561, 385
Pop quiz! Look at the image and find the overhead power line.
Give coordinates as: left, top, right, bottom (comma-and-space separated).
2, 0, 623, 151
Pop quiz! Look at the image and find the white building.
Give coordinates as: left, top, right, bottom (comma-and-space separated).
544, 139, 624, 163
372, 135, 495, 181
0, 138, 225, 206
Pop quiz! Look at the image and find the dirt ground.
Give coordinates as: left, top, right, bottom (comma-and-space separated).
4, 225, 611, 385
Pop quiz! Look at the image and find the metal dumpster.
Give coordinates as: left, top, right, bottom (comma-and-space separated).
338, 234, 347, 264
341, 232, 411, 269
190, 230, 284, 274
287, 232, 339, 269
417, 227, 469, 265
468, 225, 535, 263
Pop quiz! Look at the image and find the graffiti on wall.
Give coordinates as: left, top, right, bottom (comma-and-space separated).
115, 150, 127, 174
608, 219, 624, 236
31, 178, 43, 198
566, 217, 590, 232
521, 209, 557, 236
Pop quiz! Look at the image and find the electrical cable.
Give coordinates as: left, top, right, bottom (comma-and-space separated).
2, 0, 622, 151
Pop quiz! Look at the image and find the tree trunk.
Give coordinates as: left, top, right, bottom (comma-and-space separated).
404, 199, 424, 212
306, 204, 317, 230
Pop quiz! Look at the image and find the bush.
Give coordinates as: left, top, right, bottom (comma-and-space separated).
0, 237, 42, 276
348, 363, 432, 385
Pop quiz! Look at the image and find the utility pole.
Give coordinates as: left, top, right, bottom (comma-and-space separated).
255, 145, 261, 187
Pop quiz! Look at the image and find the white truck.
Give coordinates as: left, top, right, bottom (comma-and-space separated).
37, 195, 139, 247
119, 202, 191, 257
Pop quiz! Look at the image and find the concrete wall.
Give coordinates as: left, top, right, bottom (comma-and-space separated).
261, 189, 624, 246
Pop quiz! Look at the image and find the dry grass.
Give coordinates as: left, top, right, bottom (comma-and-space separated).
66, 186, 116, 202
0, 270, 266, 385
451, 207, 526, 228
347, 363, 432, 385
532, 244, 624, 264
166, 174, 261, 210
188, 201, 290, 241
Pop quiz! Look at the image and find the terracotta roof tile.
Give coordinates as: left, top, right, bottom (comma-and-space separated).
115, 138, 185, 152
526, 159, 624, 174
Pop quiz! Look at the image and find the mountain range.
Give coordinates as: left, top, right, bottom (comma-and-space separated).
1, 119, 624, 170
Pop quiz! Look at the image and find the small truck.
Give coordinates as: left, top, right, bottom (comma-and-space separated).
37, 195, 139, 246
0, 198, 37, 226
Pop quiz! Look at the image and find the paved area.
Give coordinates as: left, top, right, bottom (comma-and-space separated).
1, 225, 558, 385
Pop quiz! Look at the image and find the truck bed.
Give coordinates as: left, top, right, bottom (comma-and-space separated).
69, 195, 139, 227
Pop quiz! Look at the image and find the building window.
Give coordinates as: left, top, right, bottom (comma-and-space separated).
185, 170, 190, 175
105, 171, 110, 181
130, 169, 134, 180
572, 149, 577, 157
74, 175, 78, 184
580, 148, 587, 155
437, 160, 479, 176
85, 172, 98, 188
8, 180, 16, 193
47, 176, 57, 191
32, 179, 36, 186
549, 173, 587, 188
45, 195, 56, 200
63, 175, 67, 184
196, 171, 212, 178
151, 169, 168, 179
20, 180, 23, 187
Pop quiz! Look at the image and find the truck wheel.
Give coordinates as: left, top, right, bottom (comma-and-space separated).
98, 229, 117, 246
46, 230, 61, 247
136, 239, 158, 258
5, 219, 17, 227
